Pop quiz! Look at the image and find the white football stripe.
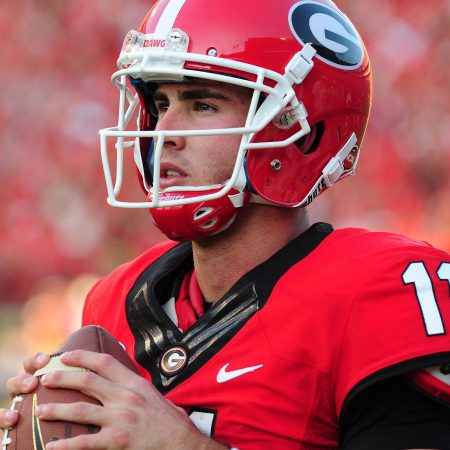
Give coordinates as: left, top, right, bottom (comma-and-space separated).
34, 355, 88, 376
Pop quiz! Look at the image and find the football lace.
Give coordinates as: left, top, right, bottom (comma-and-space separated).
1, 395, 24, 450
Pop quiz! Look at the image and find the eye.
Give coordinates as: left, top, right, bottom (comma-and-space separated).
154, 101, 169, 117
193, 102, 217, 112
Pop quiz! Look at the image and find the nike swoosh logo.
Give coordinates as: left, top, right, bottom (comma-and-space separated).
216, 363, 263, 383
32, 393, 45, 450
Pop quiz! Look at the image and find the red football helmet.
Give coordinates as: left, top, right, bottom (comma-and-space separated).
99, 0, 372, 241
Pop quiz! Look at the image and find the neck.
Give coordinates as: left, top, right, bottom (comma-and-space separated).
192, 205, 310, 303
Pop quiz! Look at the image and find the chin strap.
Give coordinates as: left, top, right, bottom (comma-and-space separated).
296, 132, 358, 208
322, 132, 358, 187
227, 154, 250, 207
285, 43, 316, 86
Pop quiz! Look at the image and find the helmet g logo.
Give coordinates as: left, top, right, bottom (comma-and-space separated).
289, 1, 364, 69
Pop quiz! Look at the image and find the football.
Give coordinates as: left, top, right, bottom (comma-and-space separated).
2, 325, 139, 449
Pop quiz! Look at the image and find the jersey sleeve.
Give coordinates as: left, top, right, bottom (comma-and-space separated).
334, 242, 450, 416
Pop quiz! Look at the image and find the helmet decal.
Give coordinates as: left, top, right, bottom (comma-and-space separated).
150, 0, 187, 36
289, 1, 364, 69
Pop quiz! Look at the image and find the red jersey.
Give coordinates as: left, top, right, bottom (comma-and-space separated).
82, 223, 450, 449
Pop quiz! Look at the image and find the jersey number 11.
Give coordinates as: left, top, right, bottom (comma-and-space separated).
402, 262, 450, 336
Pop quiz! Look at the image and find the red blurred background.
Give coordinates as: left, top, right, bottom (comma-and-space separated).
0, 0, 449, 404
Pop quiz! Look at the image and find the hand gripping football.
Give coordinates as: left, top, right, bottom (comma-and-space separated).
2, 325, 139, 449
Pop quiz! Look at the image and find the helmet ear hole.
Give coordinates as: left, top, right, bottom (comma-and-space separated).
295, 122, 324, 155
200, 218, 218, 230
194, 207, 214, 221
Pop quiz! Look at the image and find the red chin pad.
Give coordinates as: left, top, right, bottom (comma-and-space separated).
149, 189, 250, 241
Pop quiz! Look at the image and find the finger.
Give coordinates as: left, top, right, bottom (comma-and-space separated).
0, 408, 20, 429
5, 353, 50, 397
5, 373, 38, 397
36, 403, 104, 450
43, 430, 131, 450
37, 404, 134, 450
60, 350, 143, 388
44, 432, 103, 450
40, 369, 122, 406
36, 401, 105, 426
24, 352, 51, 374
40, 368, 150, 413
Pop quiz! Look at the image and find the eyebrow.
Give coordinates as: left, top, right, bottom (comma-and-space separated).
153, 87, 231, 103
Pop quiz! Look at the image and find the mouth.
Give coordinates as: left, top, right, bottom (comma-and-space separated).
158, 163, 187, 189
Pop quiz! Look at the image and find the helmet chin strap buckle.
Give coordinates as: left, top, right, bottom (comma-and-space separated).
322, 133, 358, 187
228, 192, 247, 208
226, 162, 249, 208
285, 43, 317, 85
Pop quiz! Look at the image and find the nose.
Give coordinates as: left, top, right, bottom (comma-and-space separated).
154, 106, 187, 151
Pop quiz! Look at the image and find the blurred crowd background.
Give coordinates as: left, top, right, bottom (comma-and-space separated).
0, 0, 449, 407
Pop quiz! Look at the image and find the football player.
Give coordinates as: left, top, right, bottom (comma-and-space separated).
2, 0, 450, 448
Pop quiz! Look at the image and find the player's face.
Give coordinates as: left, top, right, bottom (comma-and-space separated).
153, 81, 252, 189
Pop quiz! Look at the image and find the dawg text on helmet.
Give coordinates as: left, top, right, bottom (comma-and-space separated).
143, 39, 166, 48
